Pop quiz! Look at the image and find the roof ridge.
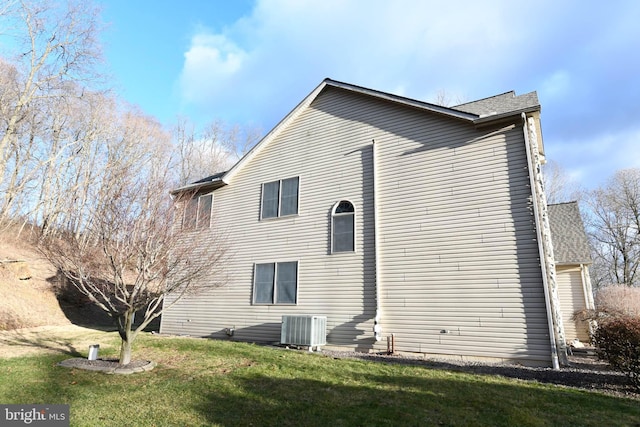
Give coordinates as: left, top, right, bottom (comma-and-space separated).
548, 200, 580, 206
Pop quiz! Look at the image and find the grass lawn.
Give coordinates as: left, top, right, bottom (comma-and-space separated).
0, 331, 639, 426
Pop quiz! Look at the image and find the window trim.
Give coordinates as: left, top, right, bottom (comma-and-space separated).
331, 199, 356, 253
182, 192, 213, 230
252, 261, 299, 305
260, 176, 300, 220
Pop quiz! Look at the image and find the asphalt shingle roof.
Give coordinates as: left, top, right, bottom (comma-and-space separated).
548, 202, 592, 265
453, 91, 540, 117
192, 171, 227, 184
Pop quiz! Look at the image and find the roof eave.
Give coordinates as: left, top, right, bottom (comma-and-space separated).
555, 260, 593, 266
472, 106, 540, 127
169, 179, 227, 196
325, 79, 478, 122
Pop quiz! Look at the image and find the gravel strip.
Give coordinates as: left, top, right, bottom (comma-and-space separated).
320, 350, 639, 399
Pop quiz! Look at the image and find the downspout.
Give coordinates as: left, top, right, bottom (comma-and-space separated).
372, 139, 382, 341
581, 264, 597, 338
521, 113, 564, 370
580, 264, 595, 310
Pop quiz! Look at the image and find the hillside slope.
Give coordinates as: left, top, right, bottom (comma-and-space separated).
0, 233, 71, 330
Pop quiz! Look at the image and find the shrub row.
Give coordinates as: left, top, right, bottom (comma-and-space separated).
595, 285, 640, 317
592, 315, 640, 391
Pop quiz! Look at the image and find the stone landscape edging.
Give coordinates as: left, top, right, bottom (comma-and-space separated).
58, 358, 156, 375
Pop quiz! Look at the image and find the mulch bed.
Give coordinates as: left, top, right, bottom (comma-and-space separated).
321, 350, 639, 399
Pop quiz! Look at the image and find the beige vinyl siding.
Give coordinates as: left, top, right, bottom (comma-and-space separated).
556, 266, 590, 342
162, 86, 551, 364
162, 87, 378, 348
363, 91, 550, 363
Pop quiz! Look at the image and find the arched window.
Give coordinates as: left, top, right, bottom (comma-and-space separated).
332, 200, 355, 253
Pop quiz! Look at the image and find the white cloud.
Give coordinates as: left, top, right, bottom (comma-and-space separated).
547, 127, 640, 189
174, 0, 640, 192
179, 32, 248, 105
176, 0, 547, 125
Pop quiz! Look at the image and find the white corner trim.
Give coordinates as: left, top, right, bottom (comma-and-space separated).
522, 113, 566, 369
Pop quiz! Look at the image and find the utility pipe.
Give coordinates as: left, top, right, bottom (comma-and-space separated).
372, 139, 382, 341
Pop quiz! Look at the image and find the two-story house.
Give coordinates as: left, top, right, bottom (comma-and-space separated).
160, 78, 579, 368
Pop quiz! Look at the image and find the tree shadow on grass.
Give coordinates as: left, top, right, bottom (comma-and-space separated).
192, 371, 640, 427
47, 271, 161, 333
329, 353, 637, 396
0, 329, 85, 357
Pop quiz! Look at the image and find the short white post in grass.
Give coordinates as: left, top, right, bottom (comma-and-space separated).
88, 344, 100, 360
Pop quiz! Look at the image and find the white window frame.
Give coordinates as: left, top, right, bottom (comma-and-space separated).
182, 193, 213, 230
331, 199, 356, 253
260, 176, 300, 220
252, 261, 299, 305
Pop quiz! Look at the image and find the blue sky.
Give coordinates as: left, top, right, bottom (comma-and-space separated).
98, 0, 640, 189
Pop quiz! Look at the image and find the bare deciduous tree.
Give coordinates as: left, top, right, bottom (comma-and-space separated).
542, 159, 581, 204
0, 0, 103, 226
41, 115, 229, 365
584, 168, 640, 288
173, 117, 261, 186
432, 89, 467, 107
0, 2, 237, 366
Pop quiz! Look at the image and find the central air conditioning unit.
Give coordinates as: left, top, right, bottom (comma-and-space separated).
281, 315, 327, 351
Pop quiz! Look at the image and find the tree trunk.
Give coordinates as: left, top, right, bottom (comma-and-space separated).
117, 310, 136, 365
119, 338, 133, 366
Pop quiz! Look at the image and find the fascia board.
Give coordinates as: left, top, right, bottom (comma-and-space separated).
169, 179, 226, 196
472, 106, 540, 127
325, 79, 477, 122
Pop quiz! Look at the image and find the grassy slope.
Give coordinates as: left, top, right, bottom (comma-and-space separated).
0, 333, 639, 427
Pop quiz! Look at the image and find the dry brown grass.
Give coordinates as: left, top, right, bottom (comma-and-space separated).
0, 226, 70, 330
595, 284, 640, 317
0, 324, 115, 358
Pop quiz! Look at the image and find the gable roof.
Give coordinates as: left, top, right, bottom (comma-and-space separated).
172, 78, 541, 193
548, 202, 592, 265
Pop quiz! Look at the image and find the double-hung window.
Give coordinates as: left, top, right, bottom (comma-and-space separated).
253, 261, 298, 304
261, 177, 299, 219
183, 193, 213, 230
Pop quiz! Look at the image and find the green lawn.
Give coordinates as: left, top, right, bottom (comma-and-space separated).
0, 332, 638, 426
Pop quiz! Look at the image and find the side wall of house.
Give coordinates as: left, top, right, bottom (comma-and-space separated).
161, 87, 552, 364
556, 265, 591, 342
369, 98, 552, 364
161, 87, 378, 350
